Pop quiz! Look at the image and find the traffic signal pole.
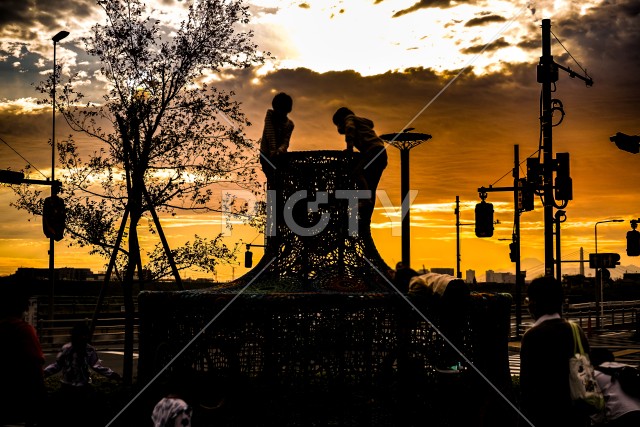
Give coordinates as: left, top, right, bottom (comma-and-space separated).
477, 144, 524, 336
539, 19, 593, 279
513, 145, 523, 337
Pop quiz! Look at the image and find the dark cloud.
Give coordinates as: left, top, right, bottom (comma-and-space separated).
465, 14, 506, 27
299, 3, 310, 9
0, 109, 54, 176
0, 0, 95, 38
460, 37, 510, 54
551, 0, 640, 82
620, 0, 640, 16
393, 0, 474, 18
516, 37, 539, 51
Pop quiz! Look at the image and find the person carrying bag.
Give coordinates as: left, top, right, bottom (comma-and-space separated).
568, 322, 605, 415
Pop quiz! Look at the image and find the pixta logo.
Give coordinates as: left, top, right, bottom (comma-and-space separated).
221, 189, 418, 237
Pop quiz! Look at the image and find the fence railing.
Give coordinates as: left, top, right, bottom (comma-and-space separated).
31, 295, 139, 352
565, 300, 640, 333
30, 295, 639, 350
510, 300, 640, 339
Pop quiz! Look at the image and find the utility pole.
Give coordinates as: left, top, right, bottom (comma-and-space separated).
540, 19, 555, 278
538, 19, 592, 279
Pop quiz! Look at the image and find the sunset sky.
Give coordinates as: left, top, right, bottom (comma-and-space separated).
1, 0, 639, 282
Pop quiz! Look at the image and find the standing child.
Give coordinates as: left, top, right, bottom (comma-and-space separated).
332, 107, 388, 225
259, 92, 294, 181
44, 321, 121, 426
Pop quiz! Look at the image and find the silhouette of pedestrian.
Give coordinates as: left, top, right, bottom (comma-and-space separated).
0, 282, 46, 426
520, 276, 593, 427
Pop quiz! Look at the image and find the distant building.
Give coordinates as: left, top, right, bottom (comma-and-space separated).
485, 270, 516, 284
465, 269, 476, 284
58, 268, 94, 281
430, 267, 455, 276
14, 267, 95, 281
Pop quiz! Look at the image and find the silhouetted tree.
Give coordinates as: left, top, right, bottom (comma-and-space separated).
13, 0, 267, 383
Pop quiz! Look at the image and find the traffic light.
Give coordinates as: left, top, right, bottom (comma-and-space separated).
602, 253, 621, 268
610, 132, 640, 154
554, 152, 572, 201
0, 170, 25, 184
42, 195, 66, 241
526, 157, 542, 189
475, 200, 494, 238
244, 248, 253, 268
509, 242, 517, 263
589, 253, 621, 269
518, 178, 534, 212
628, 221, 640, 256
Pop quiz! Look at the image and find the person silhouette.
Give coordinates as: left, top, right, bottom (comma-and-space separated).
332, 107, 387, 226
44, 321, 121, 426
520, 276, 593, 427
0, 282, 46, 426
590, 347, 640, 426
259, 92, 294, 182
152, 395, 192, 427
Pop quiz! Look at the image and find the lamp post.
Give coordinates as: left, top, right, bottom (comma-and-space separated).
594, 219, 623, 329
380, 130, 431, 268
48, 30, 69, 322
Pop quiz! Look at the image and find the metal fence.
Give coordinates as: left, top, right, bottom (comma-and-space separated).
31, 295, 139, 352
510, 299, 640, 339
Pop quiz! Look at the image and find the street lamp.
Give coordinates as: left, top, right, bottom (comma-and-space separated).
594, 219, 624, 329
49, 30, 69, 322
380, 130, 431, 268
52, 30, 68, 183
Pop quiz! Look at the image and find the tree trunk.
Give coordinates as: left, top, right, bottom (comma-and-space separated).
122, 204, 142, 385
